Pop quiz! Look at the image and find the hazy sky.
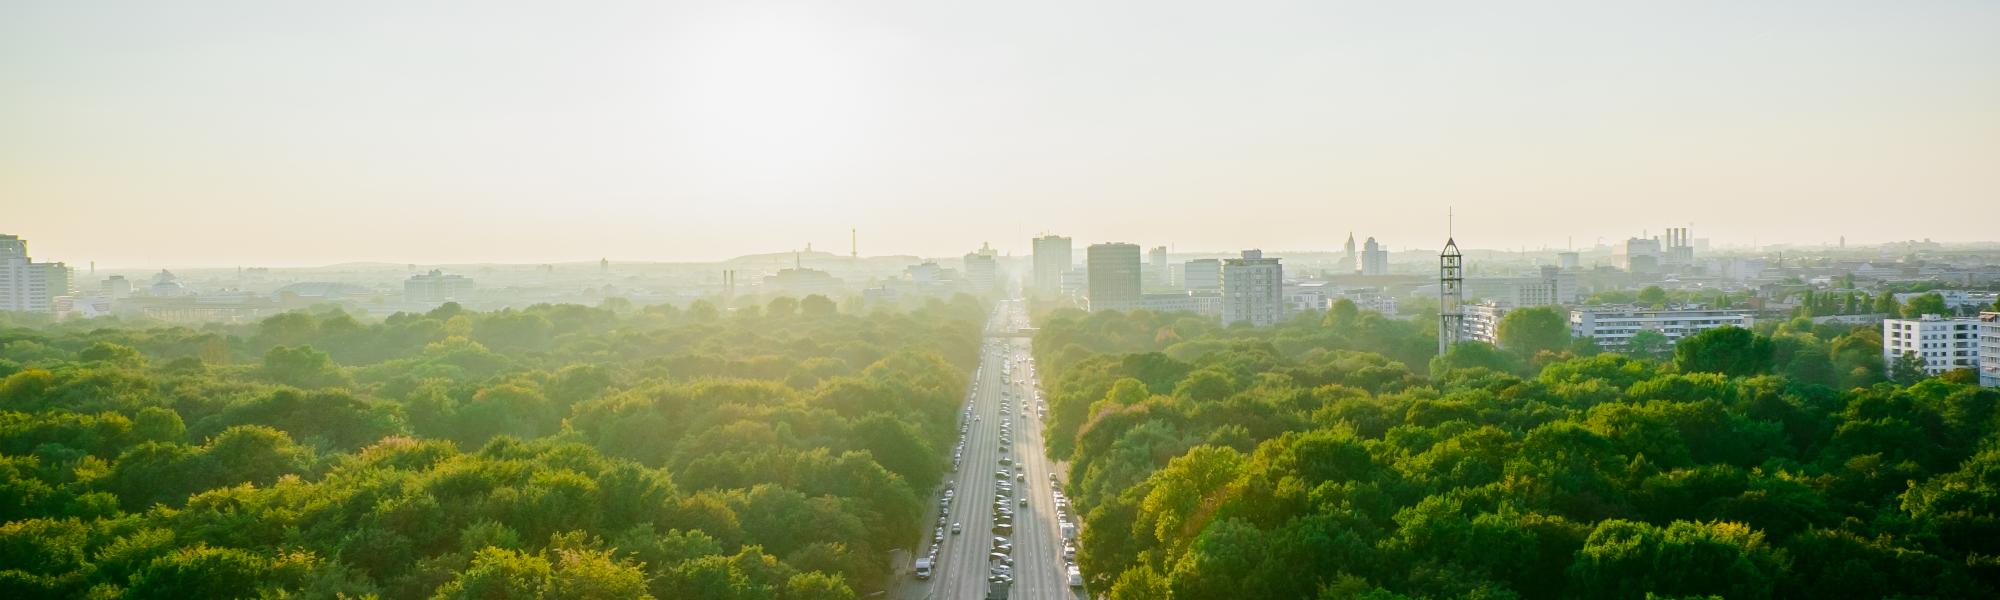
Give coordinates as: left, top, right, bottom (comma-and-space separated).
4, 1, 1997, 267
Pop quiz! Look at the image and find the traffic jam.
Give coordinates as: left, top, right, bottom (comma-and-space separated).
915, 323, 1082, 595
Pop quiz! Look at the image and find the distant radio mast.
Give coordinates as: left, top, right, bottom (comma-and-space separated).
1439, 209, 1463, 356
851, 227, 858, 258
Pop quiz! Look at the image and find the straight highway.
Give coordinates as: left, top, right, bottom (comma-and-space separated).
898, 298, 1084, 600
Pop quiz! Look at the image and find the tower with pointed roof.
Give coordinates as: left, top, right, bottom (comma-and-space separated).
1439, 238, 1464, 356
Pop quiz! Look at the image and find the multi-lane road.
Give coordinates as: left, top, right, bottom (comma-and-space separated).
898, 298, 1085, 600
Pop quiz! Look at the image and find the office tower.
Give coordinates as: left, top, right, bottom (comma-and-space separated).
1361, 237, 1390, 275
1222, 249, 1284, 327
1183, 258, 1221, 292
1033, 235, 1072, 295
1148, 246, 1169, 287
964, 251, 998, 294
0, 234, 71, 313
1086, 243, 1142, 311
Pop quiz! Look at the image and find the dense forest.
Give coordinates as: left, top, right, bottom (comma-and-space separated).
1034, 302, 2000, 599
0, 295, 985, 599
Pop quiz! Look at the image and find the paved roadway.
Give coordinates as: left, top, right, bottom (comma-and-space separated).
898, 298, 1084, 600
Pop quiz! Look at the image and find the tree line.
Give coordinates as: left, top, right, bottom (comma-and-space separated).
1032, 300, 1999, 599
0, 295, 985, 599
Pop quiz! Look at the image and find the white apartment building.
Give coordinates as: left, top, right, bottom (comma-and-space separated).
1222, 249, 1284, 327
1570, 306, 1756, 349
1884, 314, 1982, 377
1463, 302, 1508, 345
1980, 312, 1999, 388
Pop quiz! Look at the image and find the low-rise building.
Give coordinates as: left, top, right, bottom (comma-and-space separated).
406, 270, 476, 303
1570, 305, 1756, 349
1464, 266, 1575, 307
1284, 281, 1335, 313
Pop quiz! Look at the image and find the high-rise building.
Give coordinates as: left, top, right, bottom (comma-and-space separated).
964, 251, 998, 294
1148, 246, 1169, 287
1032, 235, 1073, 295
1086, 243, 1142, 312
1183, 259, 1221, 292
1884, 314, 1982, 377
0, 234, 71, 314
1222, 249, 1284, 327
1360, 237, 1389, 276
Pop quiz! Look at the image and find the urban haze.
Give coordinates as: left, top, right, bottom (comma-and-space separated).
3, 2, 1999, 599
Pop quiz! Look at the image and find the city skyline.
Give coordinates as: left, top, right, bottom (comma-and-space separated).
5, 1, 1997, 266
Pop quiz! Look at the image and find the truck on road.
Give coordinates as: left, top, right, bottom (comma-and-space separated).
914, 557, 932, 580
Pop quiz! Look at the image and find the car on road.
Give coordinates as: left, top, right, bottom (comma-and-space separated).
1018, 497, 1028, 507
951, 522, 961, 534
